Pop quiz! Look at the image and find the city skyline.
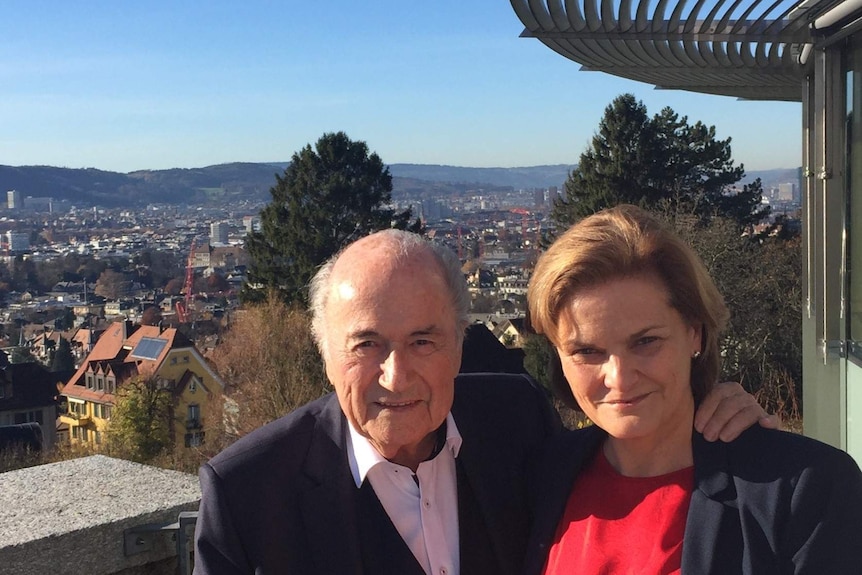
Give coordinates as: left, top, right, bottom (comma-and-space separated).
2, 1, 802, 174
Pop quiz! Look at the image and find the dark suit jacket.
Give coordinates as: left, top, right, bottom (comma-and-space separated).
194, 372, 561, 575
523, 425, 862, 575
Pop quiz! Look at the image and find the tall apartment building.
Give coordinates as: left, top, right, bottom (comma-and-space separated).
778, 182, 797, 203
533, 188, 545, 208
7, 190, 22, 210
25, 196, 53, 212
210, 221, 229, 246
6, 231, 29, 253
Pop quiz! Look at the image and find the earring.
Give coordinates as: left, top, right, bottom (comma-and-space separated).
692, 350, 702, 359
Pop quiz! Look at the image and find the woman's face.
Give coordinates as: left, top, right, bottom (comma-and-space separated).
554, 274, 701, 444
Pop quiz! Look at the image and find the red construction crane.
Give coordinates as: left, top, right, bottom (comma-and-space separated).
175, 239, 195, 323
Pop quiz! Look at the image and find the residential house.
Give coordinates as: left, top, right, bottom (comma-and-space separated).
104, 299, 136, 319
31, 329, 76, 364
0, 352, 70, 451
59, 321, 224, 450
460, 324, 526, 374
72, 302, 105, 321
70, 325, 105, 362
493, 317, 529, 349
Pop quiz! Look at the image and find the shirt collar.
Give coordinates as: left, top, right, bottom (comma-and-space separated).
346, 412, 463, 488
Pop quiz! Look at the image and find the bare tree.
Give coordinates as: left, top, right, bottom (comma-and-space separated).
94, 269, 131, 300
208, 291, 329, 441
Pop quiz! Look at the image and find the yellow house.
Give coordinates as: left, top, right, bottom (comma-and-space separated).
59, 321, 224, 449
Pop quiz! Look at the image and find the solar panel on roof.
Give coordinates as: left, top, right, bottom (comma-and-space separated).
130, 337, 168, 360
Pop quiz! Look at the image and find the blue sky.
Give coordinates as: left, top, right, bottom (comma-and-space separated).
1, 1, 801, 173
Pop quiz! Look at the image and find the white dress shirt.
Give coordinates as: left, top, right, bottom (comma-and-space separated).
347, 413, 463, 575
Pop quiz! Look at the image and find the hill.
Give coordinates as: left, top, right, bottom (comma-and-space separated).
390, 164, 574, 190
0, 162, 798, 208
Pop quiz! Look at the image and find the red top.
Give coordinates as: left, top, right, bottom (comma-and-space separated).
543, 450, 694, 575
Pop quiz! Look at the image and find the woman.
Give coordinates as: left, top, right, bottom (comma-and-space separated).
524, 204, 862, 574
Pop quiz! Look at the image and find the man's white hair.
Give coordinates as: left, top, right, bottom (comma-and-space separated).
307, 229, 469, 356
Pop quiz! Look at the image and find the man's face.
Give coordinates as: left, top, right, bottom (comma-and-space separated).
322, 237, 462, 470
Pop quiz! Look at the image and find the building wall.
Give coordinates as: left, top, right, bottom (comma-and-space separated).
0, 404, 57, 450
159, 348, 221, 448
801, 26, 862, 464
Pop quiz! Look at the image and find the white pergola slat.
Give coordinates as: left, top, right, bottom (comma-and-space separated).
510, 0, 831, 101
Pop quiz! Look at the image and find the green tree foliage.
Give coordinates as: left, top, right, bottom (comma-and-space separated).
554, 94, 769, 229
107, 376, 173, 463
9, 346, 35, 364
50, 337, 75, 372
31, 254, 107, 293
55, 307, 76, 331
522, 333, 555, 391
522, 333, 590, 429
132, 249, 181, 289
242, 131, 421, 305
10, 256, 38, 293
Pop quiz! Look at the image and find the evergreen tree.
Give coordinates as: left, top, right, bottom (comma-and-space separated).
9, 346, 35, 364
50, 337, 75, 372
242, 132, 421, 305
554, 94, 769, 228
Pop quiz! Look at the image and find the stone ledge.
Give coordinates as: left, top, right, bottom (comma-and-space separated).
0, 455, 200, 575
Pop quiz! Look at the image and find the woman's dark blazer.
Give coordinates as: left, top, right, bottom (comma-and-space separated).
523, 424, 862, 575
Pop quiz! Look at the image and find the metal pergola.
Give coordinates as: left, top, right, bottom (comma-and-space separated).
509, 0, 852, 101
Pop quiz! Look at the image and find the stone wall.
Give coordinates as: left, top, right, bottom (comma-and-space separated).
0, 455, 200, 575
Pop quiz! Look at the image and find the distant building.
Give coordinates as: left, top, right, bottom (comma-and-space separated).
242, 215, 261, 234
547, 186, 561, 205
193, 243, 212, 269
59, 322, 224, 450
210, 221, 229, 246
533, 188, 545, 208
778, 182, 797, 202
421, 199, 448, 222
0, 356, 69, 452
7, 190, 22, 210
6, 231, 29, 253
25, 196, 53, 212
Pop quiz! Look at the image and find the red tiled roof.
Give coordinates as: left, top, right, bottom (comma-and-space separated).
62, 322, 195, 402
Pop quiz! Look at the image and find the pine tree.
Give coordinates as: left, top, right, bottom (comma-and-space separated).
242, 132, 421, 305
553, 94, 769, 228
50, 337, 75, 372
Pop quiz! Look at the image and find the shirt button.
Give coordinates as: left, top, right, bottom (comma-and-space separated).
440, 568, 447, 575
424, 500, 431, 508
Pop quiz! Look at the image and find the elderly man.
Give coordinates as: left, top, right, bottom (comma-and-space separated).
194, 229, 772, 575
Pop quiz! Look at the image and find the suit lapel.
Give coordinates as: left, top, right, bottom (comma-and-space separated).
681, 433, 742, 575
522, 426, 605, 575
451, 393, 512, 574
298, 396, 365, 575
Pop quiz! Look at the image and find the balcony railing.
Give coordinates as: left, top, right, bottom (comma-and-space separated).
63, 412, 90, 423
